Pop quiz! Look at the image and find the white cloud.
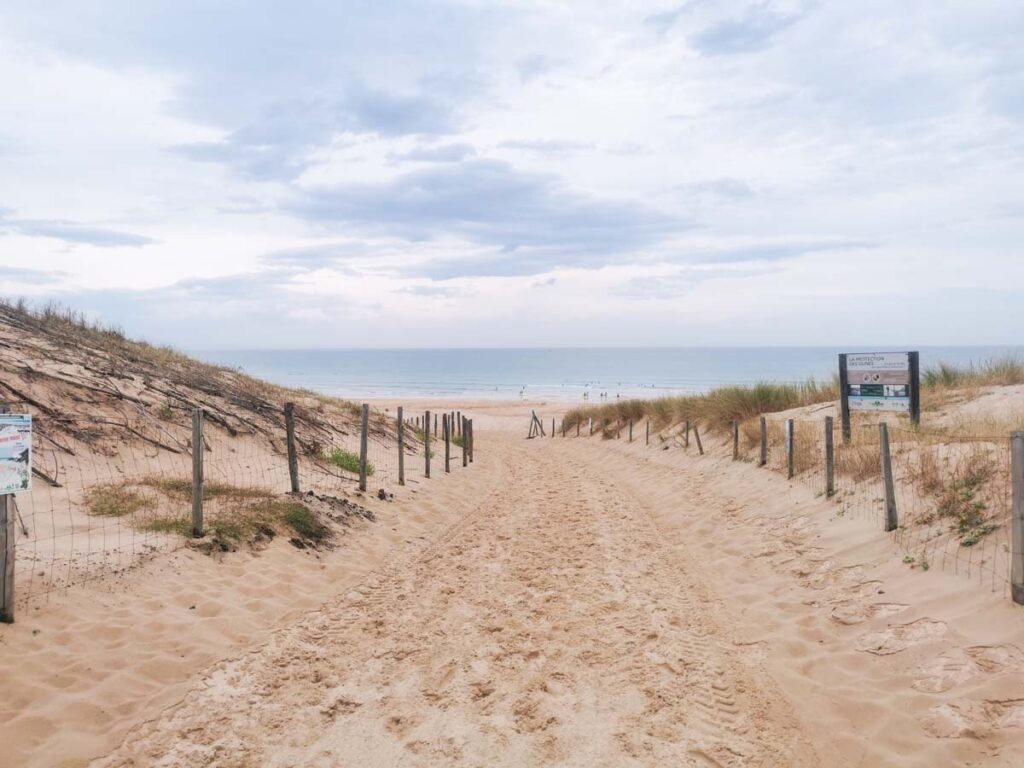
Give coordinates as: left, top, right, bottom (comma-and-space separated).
0, 0, 1021, 346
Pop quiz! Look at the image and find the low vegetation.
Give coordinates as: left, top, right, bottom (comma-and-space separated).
84, 484, 154, 517
564, 379, 839, 434
326, 447, 374, 476
564, 356, 1023, 435
87, 477, 333, 550
139, 477, 273, 501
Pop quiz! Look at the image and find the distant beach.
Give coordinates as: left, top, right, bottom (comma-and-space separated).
192, 346, 1024, 402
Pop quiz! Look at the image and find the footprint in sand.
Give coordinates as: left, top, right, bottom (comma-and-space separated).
828, 601, 907, 626
922, 698, 1024, 739
855, 618, 947, 656
912, 644, 1024, 693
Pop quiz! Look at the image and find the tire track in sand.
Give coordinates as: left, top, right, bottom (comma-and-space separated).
92, 435, 814, 767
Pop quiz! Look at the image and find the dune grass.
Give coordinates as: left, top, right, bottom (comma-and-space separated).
84, 484, 153, 517
564, 379, 839, 435
326, 447, 373, 476
564, 356, 1023, 437
922, 356, 1024, 389
138, 498, 331, 548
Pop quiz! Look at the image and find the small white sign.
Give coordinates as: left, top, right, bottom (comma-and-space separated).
0, 414, 32, 494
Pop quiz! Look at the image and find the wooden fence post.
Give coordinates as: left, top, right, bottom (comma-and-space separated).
1011, 431, 1024, 605
693, 424, 704, 455
397, 406, 406, 486
191, 408, 204, 537
457, 411, 462, 437
468, 419, 474, 463
576, 419, 580, 437
462, 416, 468, 467
732, 420, 739, 461
358, 404, 369, 492
629, 419, 633, 442
786, 419, 795, 479
434, 413, 438, 437
880, 423, 898, 532
284, 402, 300, 493
0, 493, 12, 624
0, 404, 12, 623
825, 416, 835, 497
589, 417, 593, 436
424, 410, 431, 478
645, 420, 649, 446
684, 420, 690, 448
759, 416, 767, 467
444, 414, 451, 473
552, 417, 555, 439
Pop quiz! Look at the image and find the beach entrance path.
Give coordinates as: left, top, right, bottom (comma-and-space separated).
92, 430, 815, 767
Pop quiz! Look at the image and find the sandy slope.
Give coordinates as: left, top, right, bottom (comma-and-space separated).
6, 400, 1024, 767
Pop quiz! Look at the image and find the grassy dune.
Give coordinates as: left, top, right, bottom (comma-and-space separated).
563, 356, 1024, 434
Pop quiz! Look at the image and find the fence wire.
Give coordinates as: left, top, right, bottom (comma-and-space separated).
11, 404, 474, 609
557, 410, 1020, 602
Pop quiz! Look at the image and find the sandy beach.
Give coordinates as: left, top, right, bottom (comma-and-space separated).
1, 397, 1021, 767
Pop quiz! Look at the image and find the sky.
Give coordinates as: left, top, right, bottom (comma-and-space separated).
0, 0, 1022, 349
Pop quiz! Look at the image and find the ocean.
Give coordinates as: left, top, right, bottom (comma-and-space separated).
190, 346, 1024, 402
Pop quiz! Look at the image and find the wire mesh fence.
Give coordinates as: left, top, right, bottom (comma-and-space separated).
548, 409, 1023, 604
4, 402, 476, 615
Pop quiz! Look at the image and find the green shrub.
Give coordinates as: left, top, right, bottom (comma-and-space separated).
327, 448, 373, 475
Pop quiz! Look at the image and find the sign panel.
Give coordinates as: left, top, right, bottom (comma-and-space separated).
0, 414, 31, 494
846, 352, 911, 385
839, 351, 920, 439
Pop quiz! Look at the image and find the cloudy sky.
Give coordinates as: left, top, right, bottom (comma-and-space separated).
1, 0, 1022, 348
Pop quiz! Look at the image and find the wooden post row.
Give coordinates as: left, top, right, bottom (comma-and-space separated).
880, 422, 898, 532
192, 408, 204, 537
358, 404, 369, 492
786, 419, 795, 479
424, 410, 431, 478
444, 413, 451, 473
0, 493, 12, 624
1, 400, 13, 621
284, 402, 300, 493
759, 416, 767, 467
825, 416, 835, 497
1011, 431, 1023, 605
397, 406, 406, 486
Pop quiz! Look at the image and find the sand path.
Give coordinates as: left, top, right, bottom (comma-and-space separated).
92, 432, 815, 767
84, 408, 1024, 767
